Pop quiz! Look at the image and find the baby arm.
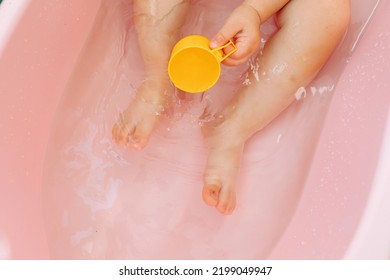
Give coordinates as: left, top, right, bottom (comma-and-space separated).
210, 0, 290, 66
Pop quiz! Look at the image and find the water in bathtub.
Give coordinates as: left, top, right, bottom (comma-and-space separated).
42, 0, 380, 259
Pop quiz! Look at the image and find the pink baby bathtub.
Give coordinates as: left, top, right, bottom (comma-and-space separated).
1, 0, 389, 259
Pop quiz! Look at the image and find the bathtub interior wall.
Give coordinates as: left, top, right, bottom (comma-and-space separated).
344, 111, 390, 259
0, 0, 389, 259
0, 0, 29, 55
0, 0, 102, 259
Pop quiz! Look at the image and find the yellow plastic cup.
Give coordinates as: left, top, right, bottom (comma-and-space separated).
168, 35, 237, 93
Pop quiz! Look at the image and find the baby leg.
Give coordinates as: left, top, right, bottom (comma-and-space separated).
202, 0, 350, 214
112, 0, 189, 149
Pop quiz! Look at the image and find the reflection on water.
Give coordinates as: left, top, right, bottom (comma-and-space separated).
42, 0, 381, 259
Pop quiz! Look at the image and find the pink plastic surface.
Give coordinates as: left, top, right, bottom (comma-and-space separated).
0, 0, 389, 259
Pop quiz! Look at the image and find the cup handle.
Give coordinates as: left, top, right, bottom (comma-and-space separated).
211, 40, 238, 62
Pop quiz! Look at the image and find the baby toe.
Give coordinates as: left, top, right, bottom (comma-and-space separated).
216, 187, 236, 215
129, 115, 158, 150
202, 184, 221, 206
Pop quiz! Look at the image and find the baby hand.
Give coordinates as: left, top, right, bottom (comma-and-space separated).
210, 3, 261, 66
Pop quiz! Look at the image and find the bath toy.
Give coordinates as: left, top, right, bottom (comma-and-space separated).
168, 34, 237, 93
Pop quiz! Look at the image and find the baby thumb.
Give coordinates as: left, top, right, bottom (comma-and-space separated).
210, 18, 239, 49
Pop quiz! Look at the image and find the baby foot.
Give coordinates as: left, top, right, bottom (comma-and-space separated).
112, 78, 172, 150
202, 119, 245, 215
